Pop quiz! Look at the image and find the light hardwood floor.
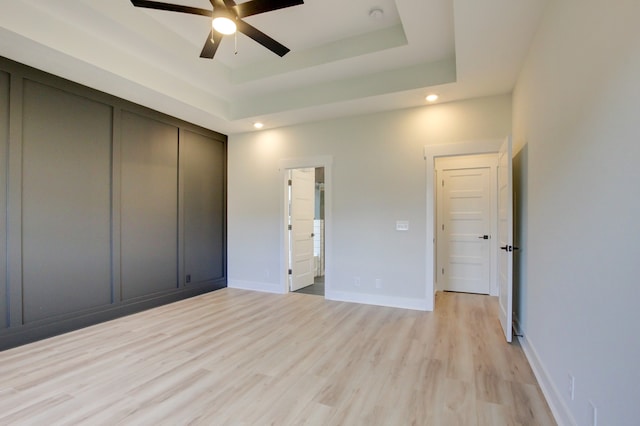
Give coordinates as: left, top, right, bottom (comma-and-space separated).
0, 289, 555, 425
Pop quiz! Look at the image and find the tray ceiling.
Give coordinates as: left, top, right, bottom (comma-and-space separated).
0, 0, 547, 133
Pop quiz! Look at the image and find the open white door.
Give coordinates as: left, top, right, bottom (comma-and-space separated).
497, 136, 514, 342
290, 168, 315, 291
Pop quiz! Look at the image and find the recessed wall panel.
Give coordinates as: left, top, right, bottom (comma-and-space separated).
121, 111, 178, 299
0, 71, 9, 329
183, 131, 225, 284
22, 81, 112, 323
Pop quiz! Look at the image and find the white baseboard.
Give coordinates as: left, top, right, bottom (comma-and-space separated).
517, 330, 576, 426
325, 290, 430, 311
227, 280, 285, 294
227, 282, 431, 312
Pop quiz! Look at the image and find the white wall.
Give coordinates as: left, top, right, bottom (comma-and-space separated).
228, 95, 511, 310
512, 0, 640, 424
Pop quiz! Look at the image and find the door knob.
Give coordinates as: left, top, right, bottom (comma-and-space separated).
478, 235, 489, 240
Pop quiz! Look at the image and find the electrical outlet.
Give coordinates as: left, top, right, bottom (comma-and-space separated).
375, 278, 382, 289
568, 374, 575, 401
589, 400, 598, 426
354, 277, 361, 287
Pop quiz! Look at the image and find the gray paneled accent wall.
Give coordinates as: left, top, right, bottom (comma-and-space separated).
121, 112, 179, 299
0, 71, 8, 330
0, 57, 227, 349
22, 81, 113, 323
183, 130, 226, 284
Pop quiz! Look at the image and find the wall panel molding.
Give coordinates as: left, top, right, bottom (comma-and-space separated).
0, 70, 8, 329
0, 56, 227, 350
21, 79, 113, 323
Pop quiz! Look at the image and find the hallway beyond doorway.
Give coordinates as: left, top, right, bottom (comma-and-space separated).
294, 275, 324, 296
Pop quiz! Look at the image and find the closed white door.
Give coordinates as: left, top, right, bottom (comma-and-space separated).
497, 137, 514, 342
290, 168, 315, 291
439, 167, 492, 294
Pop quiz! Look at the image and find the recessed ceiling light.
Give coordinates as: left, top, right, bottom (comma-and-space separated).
253, 122, 264, 129
426, 94, 439, 102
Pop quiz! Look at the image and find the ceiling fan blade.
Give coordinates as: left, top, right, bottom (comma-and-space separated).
236, 0, 303, 18
131, 0, 212, 17
221, 0, 237, 8
236, 20, 290, 57
200, 30, 223, 58
209, 0, 228, 9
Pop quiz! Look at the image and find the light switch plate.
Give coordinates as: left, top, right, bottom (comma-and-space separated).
396, 220, 409, 231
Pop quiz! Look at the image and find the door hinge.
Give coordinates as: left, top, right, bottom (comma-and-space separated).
288, 224, 292, 230
441, 267, 444, 275
288, 179, 292, 186
442, 224, 444, 231
442, 179, 444, 187
288, 269, 292, 275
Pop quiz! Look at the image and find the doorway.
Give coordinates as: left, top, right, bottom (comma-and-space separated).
425, 138, 514, 342
279, 155, 332, 297
435, 154, 498, 295
424, 140, 504, 312
287, 167, 325, 296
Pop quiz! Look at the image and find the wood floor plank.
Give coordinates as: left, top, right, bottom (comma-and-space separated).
0, 288, 555, 425
476, 401, 516, 426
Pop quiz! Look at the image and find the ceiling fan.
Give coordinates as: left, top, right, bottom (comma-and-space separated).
130, 0, 304, 59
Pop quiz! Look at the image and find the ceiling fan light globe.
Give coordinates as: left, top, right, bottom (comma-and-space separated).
212, 17, 236, 35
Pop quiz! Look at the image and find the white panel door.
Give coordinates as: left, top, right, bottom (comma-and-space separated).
290, 168, 315, 291
440, 167, 492, 294
497, 137, 514, 343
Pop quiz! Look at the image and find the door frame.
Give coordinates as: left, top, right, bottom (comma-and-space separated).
435, 154, 498, 295
279, 156, 333, 296
424, 139, 503, 310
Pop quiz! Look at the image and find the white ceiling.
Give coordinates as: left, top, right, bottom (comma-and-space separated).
0, 0, 548, 134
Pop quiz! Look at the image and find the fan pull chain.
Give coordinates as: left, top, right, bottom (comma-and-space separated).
234, 31, 238, 55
